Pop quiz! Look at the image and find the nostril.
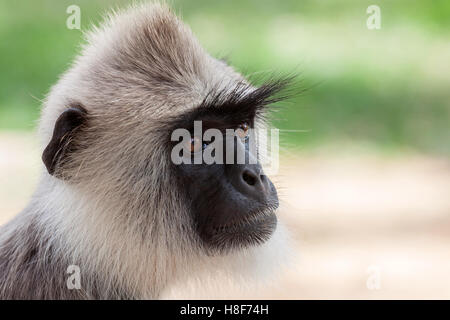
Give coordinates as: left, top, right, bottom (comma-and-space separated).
242, 170, 257, 186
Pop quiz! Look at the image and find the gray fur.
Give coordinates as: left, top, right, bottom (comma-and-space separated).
0, 2, 288, 299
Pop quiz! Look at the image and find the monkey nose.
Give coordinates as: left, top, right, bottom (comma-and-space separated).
231, 164, 271, 203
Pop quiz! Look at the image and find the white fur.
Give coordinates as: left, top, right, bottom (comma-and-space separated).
1, 2, 291, 299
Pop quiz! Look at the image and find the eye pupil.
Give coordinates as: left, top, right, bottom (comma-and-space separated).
187, 123, 249, 154
189, 136, 202, 153
237, 122, 250, 139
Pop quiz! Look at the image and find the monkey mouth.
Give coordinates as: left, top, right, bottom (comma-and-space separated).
212, 209, 276, 233
205, 207, 278, 252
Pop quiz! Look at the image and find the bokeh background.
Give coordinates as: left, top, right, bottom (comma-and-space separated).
1, 0, 449, 299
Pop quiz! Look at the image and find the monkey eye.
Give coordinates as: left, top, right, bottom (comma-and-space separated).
187, 136, 208, 153
187, 136, 202, 153
236, 122, 250, 140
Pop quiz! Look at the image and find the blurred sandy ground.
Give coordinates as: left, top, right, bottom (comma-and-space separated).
1, 131, 450, 299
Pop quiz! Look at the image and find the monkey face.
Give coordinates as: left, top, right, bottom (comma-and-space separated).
39, 3, 291, 259
177, 157, 278, 253
41, 79, 286, 257
170, 106, 280, 254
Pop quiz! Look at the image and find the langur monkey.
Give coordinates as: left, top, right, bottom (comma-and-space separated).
0, 2, 290, 299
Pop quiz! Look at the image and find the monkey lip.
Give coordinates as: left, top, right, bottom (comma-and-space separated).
205, 208, 278, 251
212, 210, 276, 233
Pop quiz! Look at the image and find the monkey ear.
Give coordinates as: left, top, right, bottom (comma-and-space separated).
42, 105, 87, 176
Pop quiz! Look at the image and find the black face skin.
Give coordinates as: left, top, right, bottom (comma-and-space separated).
175, 137, 279, 253
169, 83, 284, 253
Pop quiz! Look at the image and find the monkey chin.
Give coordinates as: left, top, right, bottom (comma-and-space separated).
161, 214, 291, 299
202, 208, 278, 255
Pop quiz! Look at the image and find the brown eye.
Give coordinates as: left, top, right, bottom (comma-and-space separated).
187, 136, 202, 153
236, 122, 250, 139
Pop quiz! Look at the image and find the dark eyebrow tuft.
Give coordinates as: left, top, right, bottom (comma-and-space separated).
201, 76, 293, 113
198, 76, 293, 123
163, 76, 294, 135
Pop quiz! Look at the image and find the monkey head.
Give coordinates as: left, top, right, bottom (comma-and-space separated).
39, 3, 289, 265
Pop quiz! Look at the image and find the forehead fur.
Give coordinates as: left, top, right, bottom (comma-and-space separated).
39, 2, 246, 146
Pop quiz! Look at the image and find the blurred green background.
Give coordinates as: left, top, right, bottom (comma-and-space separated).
0, 0, 449, 153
